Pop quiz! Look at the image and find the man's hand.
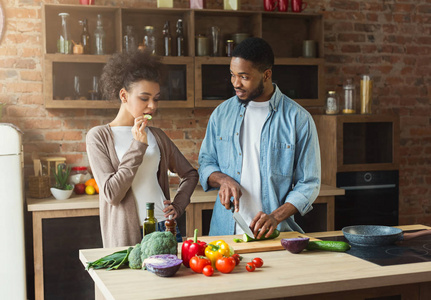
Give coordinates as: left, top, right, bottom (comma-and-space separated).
250, 212, 278, 239
208, 172, 242, 211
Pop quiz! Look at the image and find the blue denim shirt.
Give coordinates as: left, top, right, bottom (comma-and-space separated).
198, 85, 321, 236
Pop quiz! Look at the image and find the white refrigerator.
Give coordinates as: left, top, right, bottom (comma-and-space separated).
0, 123, 27, 299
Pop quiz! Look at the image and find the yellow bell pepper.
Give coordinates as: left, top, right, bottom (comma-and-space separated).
205, 240, 231, 266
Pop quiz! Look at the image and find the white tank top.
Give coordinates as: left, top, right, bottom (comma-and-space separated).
111, 126, 166, 224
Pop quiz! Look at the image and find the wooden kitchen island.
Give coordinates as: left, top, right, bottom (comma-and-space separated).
28, 184, 343, 300
80, 225, 431, 300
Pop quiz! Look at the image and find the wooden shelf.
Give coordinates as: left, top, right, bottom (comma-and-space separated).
43, 4, 325, 109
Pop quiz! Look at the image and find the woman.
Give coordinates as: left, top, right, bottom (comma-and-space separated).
86, 50, 198, 248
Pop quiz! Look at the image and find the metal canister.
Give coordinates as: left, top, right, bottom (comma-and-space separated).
195, 35, 209, 56
226, 39, 234, 57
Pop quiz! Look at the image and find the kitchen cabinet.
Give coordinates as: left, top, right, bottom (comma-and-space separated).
313, 114, 400, 186
43, 4, 324, 109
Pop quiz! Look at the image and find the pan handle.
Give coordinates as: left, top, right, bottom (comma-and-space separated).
403, 229, 431, 241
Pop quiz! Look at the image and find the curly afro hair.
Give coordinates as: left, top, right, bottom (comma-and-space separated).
100, 50, 164, 101
232, 37, 274, 72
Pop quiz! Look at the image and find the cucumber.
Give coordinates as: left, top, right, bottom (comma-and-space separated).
306, 240, 351, 252
243, 229, 280, 242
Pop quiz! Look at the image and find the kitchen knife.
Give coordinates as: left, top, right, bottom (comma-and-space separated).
230, 202, 255, 239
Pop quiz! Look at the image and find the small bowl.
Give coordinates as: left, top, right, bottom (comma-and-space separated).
50, 187, 74, 200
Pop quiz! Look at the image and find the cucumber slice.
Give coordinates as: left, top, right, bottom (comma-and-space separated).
306, 241, 351, 252
243, 229, 280, 242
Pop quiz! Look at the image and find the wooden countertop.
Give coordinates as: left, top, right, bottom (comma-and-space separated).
27, 184, 344, 211
79, 225, 431, 300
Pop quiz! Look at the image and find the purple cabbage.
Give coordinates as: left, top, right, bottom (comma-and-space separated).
143, 254, 183, 277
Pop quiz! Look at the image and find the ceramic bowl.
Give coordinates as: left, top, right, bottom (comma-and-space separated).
50, 187, 73, 200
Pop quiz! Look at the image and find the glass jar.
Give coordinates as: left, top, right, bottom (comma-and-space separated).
360, 75, 373, 114
69, 166, 89, 185
342, 78, 356, 114
196, 34, 209, 56
144, 26, 156, 55
226, 39, 234, 57
325, 91, 339, 115
57, 13, 72, 54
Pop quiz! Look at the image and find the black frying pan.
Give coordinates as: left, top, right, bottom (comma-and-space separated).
342, 225, 431, 247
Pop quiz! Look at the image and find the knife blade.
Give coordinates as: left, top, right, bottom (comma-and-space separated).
230, 202, 255, 239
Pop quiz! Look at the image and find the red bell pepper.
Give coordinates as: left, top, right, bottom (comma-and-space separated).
181, 229, 207, 268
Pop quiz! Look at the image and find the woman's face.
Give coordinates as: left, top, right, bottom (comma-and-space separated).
122, 80, 160, 119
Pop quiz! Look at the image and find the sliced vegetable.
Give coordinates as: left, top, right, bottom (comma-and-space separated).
243, 229, 280, 242
202, 265, 214, 277
306, 241, 351, 252
144, 114, 152, 120
252, 257, 264, 268
246, 262, 256, 272
281, 237, 310, 254
142, 254, 183, 277
181, 229, 207, 268
215, 256, 236, 274
189, 256, 211, 273
86, 247, 133, 271
233, 238, 244, 243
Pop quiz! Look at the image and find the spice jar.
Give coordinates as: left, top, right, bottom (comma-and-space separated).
342, 78, 356, 114
196, 35, 209, 56
325, 91, 339, 115
360, 75, 373, 114
226, 39, 234, 57
165, 215, 177, 237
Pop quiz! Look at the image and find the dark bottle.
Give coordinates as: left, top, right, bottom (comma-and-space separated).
162, 21, 172, 56
143, 202, 157, 236
176, 19, 185, 56
80, 18, 90, 54
165, 215, 177, 237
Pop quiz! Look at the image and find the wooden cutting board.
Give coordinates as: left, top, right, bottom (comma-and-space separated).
192, 232, 317, 254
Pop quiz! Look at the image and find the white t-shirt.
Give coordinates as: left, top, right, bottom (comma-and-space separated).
236, 100, 269, 234
111, 126, 166, 224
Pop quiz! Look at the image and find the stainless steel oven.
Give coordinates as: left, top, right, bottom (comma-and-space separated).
335, 170, 399, 230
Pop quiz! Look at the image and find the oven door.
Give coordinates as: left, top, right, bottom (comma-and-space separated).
335, 171, 399, 230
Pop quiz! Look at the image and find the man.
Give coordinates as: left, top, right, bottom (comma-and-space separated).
198, 37, 321, 239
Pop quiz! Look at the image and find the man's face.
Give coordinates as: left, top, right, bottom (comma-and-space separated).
230, 57, 266, 103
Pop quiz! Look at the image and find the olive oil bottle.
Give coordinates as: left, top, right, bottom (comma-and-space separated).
143, 202, 157, 236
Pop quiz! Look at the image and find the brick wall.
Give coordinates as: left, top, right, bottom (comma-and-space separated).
1, 0, 430, 225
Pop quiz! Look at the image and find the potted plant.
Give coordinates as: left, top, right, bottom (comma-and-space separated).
50, 164, 74, 200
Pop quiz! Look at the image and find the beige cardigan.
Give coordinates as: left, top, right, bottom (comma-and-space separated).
86, 124, 198, 248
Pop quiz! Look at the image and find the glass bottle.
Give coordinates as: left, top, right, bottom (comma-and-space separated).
143, 202, 157, 236
57, 13, 72, 54
165, 215, 177, 237
144, 26, 156, 55
93, 14, 106, 55
342, 78, 356, 114
123, 25, 137, 53
80, 18, 90, 54
162, 21, 172, 56
176, 19, 185, 56
325, 91, 339, 115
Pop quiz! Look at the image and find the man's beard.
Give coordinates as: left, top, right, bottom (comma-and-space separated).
236, 78, 264, 105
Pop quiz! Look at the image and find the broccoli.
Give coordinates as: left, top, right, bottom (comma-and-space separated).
140, 231, 178, 266
128, 243, 142, 269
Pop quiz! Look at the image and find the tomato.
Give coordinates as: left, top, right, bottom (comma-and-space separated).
231, 253, 242, 266
246, 262, 256, 272
189, 256, 211, 273
202, 265, 214, 277
252, 257, 264, 268
215, 256, 236, 274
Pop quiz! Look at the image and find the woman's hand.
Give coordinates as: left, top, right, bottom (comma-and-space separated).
163, 200, 178, 219
132, 115, 149, 144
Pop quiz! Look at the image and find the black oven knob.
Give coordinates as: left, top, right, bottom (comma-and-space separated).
364, 172, 372, 182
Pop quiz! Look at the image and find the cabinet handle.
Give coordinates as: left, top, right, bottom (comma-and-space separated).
339, 184, 397, 191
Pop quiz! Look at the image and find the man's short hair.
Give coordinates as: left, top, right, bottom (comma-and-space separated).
232, 37, 274, 72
